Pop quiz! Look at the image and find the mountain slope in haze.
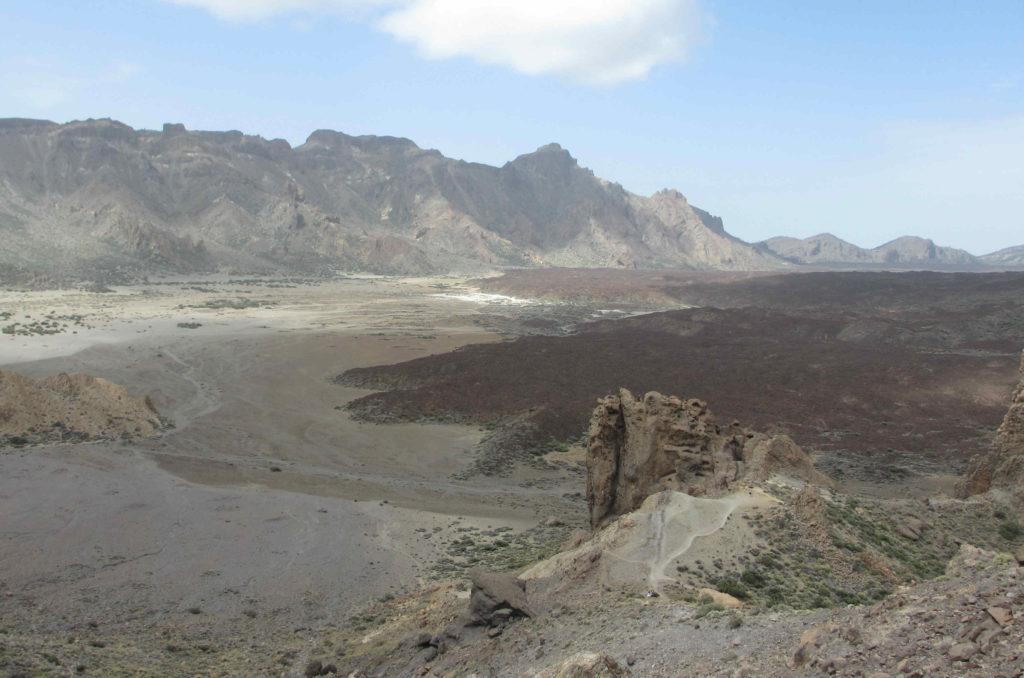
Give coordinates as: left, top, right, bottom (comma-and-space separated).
0, 118, 784, 282
759, 233, 983, 268
982, 244, 1024, 267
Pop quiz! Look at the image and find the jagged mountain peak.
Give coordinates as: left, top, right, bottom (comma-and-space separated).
506, 141, 580, 172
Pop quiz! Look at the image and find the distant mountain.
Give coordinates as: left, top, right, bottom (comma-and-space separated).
759, 233, 983, 268
758, 234, 877, 266
0, 118, 784, 282
982, 245, 1024, 268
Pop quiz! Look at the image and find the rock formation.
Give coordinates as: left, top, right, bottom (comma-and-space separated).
463, 568, 535, 627
0, 369, 166, 445
955, 350, 1024, 515
586, 389, 831, 528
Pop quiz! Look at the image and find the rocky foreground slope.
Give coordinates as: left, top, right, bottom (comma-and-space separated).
0, 369, 166, 445
0, 118, 781, 282
335, 386, 1024, 677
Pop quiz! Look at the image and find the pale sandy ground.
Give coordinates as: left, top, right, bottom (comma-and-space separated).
522, 489, 779, 593
0, 276, 579, 647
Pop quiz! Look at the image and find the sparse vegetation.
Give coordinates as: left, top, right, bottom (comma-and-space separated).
0, 311, 90, 336
179, 297, 275, 310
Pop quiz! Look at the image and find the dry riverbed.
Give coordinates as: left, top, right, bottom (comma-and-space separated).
0, 275, 585, 676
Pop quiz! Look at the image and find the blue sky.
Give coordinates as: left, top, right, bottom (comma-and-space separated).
1, 1, 1021, 254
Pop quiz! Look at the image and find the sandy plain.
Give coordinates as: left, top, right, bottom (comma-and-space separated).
0, 275, 585, 669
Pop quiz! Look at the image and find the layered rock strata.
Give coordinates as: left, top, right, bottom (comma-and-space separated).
586, 389, 831, 528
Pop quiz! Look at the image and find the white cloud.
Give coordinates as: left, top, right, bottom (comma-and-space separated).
378, 0, 702, 85
159, 0, 704, 84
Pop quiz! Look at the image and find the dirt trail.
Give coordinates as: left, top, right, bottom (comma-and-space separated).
524, 489, 779, 593
643, 489, 777, 591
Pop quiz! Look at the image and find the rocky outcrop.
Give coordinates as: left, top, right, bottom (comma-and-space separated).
0, 369, 166, 445
464, 568, 535, 626
534, 652, 630, 678
956, 350, 1024, 516
784, 545, 1023, 676
586, 389, 831, 528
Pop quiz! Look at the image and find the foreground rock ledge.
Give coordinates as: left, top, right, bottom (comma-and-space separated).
586, 388, 831, 528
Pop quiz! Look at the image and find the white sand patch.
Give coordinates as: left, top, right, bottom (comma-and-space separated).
430, 291, 543, 306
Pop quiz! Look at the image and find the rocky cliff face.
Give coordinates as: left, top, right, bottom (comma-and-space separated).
586, 388, 831, 528
956, 351, 1024, 515
0, 118, 785, 282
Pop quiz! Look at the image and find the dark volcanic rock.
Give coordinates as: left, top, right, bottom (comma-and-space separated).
340, 278, 1022, 484
586, 389, 832, 528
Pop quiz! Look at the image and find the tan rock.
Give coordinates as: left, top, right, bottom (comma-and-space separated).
948, 641, 978, 662
533, 652, 629, 678
698, 588, 743, 609
987, 606, 1011, 626
792, 627, 822, 667
0, 369, 165, 444
586, 389, 832, 527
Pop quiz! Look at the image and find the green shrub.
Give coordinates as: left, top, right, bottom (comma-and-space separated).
740, 569, 766, 588
714, 578, 749, 600
694, 602, 725, 619
998, 520, 1022, 541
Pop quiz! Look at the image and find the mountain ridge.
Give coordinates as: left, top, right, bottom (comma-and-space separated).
0, 117, 783, 282
0, 117, 1018, 283
757, 232, 1010, 268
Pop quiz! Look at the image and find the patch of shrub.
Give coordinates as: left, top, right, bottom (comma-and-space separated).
694, 602, 725, 619
998, 520, 1022, 541
714, 578, 749, 600
740, 569, 766, 588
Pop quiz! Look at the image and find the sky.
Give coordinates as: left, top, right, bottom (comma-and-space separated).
0, 1, 1021, 255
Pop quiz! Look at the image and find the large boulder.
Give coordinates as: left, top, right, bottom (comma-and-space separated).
464, 568, 535, 626
586, 389, 831, 528
956, 351, 1024, 516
